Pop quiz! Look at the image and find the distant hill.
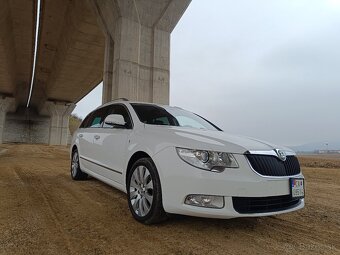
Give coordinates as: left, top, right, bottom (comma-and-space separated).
290, 141, 340, 153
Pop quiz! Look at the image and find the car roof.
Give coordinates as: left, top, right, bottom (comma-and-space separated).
98, 100, 181, 110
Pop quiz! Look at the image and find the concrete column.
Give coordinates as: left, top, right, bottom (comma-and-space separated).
90, 0, 191, 105
112, 18, 171, 104
102, 34, 114, 104
0, 96, 15, 144
41, 101, 76, 145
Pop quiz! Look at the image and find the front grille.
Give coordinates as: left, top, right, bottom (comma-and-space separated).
246, 155, 300, 176
232, 195, 301, 214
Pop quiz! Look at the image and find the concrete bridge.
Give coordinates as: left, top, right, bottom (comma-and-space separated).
0, 0, 190, 145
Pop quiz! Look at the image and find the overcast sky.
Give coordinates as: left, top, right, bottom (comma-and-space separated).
73, 0, 340, 147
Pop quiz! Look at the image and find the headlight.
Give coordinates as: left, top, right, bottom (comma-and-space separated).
176, 148, 239, 172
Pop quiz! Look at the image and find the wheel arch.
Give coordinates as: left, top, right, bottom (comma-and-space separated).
126, 151, 152, 187
70, 144, 78, 159
125, 150, 168, 223
72, 145, 78, 153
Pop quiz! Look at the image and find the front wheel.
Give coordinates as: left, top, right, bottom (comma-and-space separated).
71, 149, 88, 180
127, 158, 167, 224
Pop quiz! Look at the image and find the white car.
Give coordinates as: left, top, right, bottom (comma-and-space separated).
70, 99, 305, 224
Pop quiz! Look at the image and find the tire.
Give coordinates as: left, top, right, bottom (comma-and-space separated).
71, 149, 88, 180
127, 158, 167, 224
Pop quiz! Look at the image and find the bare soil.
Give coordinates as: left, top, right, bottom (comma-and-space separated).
0, 144, 339, 255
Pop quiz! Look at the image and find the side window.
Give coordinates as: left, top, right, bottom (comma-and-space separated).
103, 104, 133, 129
79, 113, 93, 128
88, 107, 108, 128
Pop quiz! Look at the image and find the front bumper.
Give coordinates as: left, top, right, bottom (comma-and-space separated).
153, 147, 305, 219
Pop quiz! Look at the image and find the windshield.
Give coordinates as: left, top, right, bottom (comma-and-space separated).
131, 103, 221, 131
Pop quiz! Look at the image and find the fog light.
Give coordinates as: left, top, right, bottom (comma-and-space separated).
185, 195, 224, 208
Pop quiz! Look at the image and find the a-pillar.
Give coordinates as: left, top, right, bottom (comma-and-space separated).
0, 96, 15, 144
40, 101, 76, 145
90, 0, 191, 104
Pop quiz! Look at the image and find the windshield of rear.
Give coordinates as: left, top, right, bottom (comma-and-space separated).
131, 103, 221, 131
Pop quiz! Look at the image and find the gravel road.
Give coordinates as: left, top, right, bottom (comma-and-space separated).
0, 144, 339, 255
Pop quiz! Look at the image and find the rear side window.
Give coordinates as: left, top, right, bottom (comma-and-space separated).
89, 107, 108, 128
80, 107, 108, 128
79, 113, 93, 128
90, 117, 102, 127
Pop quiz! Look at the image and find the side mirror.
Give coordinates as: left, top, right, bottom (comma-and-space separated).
104, 114, 126, 127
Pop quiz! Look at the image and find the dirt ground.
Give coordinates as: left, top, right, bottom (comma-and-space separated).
0, 144, 339, 255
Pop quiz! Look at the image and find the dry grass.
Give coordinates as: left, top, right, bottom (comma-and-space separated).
298, 154, 340, 169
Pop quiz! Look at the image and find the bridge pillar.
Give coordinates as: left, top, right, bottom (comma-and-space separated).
102, 34, 114, 104
40, 101, 76, 145
0, 99, 74, 145
90, 0, 191, 104
0, 96, 15, 144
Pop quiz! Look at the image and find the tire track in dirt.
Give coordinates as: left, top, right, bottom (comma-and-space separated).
13, 167, 75, 255
0, 144, 339, 255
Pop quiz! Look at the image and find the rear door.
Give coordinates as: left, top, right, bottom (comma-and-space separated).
92, 104, 133, 184
78, 107, 108, 174
77, 112, 94, 162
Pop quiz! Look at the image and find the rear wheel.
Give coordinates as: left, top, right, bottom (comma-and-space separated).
127, 158, 167, 224
71, 149, 88, 180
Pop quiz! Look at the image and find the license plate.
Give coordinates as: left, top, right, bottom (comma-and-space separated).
290, 178, 305, 198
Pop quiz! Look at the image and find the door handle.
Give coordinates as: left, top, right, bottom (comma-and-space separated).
94, 135, 100, 140
79, 134, 83, 138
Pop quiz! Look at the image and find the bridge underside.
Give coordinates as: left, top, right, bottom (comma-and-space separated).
0, 0, 190, 145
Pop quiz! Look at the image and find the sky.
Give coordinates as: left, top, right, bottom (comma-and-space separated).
73, 0, 340, 147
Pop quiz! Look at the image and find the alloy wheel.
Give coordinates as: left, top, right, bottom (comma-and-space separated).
129, 166, 154, 217
71, 152, 79, 177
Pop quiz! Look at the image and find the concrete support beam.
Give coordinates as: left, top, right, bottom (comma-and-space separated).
90, 0, 191, 104
32, 0, 105, 110
0, 96, 15, 144
40, 101, 76, 145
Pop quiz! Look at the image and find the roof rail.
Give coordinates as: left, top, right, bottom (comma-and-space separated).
112, 98, 129, 101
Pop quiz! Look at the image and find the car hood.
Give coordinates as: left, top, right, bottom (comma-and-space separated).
144, 125, 294, 154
